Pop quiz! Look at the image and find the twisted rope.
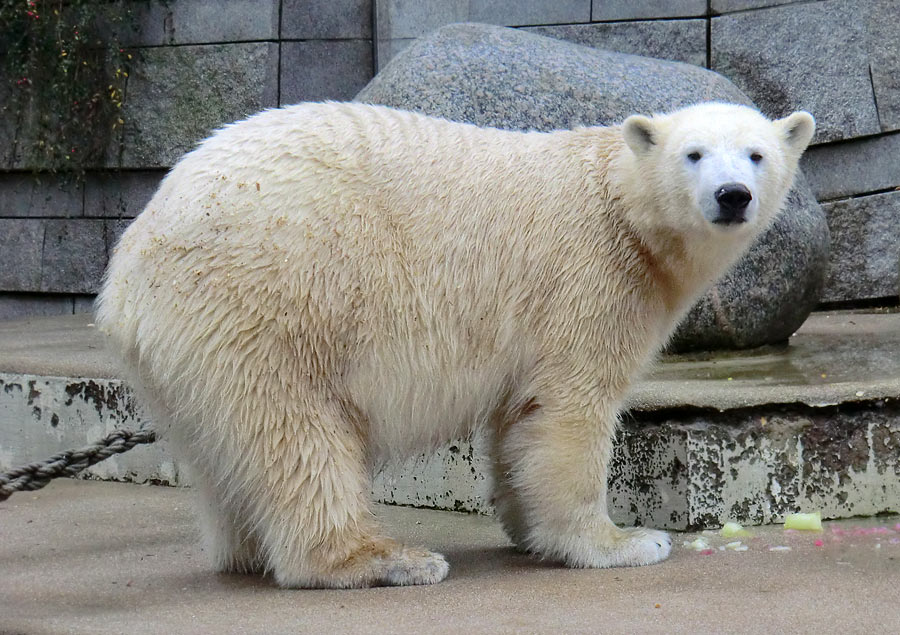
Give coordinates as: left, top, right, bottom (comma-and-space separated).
0, 426, 156, 502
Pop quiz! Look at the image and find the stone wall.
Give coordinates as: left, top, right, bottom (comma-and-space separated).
2, 0, 897, 320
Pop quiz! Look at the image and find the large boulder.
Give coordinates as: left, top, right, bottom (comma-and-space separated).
356, 23, 829, 352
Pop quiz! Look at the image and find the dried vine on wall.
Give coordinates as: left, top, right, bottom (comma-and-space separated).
0, 0, 136, 177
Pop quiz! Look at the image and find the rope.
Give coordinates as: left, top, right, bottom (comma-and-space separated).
0, 425, 156, 502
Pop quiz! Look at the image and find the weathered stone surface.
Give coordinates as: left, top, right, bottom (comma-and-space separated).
711, 0, 879, 144
591, 0, 706, 20
820, 191, 900, 303
375, 38, 416, 71
283, 0, 372, 39
670, 175, 829, 350
468, 0, 591, 25
0, 219, 43, 291
524, 19, 707, 67
374, 0, 468, 40
73, 295, 96, 315
114, 0, 280, 46
39, 220, 108, 294
0, 294, 73, 321
0, 373, 178, 485
711, 0, 803, 12
105, 219, 135, 259
376, 0, 589, 39
119, 43, 279, 169
0, 174, 82, 218
280, 41, 374, 104
83, 171, 163, 218
866, 0, 900, 133
358, 23, 828, 351
800, 132, 900, 201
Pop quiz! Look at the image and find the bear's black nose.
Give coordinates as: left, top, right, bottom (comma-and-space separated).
714, 183, 752, 224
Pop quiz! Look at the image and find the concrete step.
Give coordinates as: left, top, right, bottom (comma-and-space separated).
1, 310, 898, 530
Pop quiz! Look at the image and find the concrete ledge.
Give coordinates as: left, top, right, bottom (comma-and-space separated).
2, 311, 899, 529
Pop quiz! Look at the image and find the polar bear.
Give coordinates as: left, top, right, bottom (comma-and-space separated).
96, 101, 814, 588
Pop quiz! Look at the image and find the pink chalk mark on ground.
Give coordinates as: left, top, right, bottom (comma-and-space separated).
814, 539, 824, 547
830, 526, 897, 538
700, 549, 715, 556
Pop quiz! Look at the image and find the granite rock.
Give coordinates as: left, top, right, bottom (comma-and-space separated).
357, 23, 829, 351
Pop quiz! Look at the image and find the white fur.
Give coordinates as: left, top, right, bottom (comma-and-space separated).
95, 101, 813, 588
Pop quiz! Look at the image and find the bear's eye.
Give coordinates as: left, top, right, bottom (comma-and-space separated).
687, 151, 702, 162
750, 152, 763, 163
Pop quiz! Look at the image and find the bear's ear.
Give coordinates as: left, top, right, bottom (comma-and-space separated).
776, 111, 815, 155
622, 115, 657, 156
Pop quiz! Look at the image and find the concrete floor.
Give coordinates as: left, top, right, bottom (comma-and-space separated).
2, 480, 899, 635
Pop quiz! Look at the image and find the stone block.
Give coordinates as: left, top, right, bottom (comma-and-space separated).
280, 41, 374, 104
119, 43, 279, 169
113, 0, 280, 46
105, 219, 135, 258
800, 133, 900, 201
40, 220, 108, 294
374, 0, 467, 40
0, 219, 43, 291
376, 38, 415, 71
711, 0, 802, 12
867, 0, 900, 132
0, 294, 73, 321
73, 295, 96, 315
524, 19, 707, 67
283, 0, 373, 39
711, 0, 880, 144
83, 171, 163, 218
468, 0, 591, 25
821, 191, 900, 303
591, 0, 706, 20
0, 174, 82, 218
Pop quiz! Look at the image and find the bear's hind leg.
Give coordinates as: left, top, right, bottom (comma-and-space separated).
192, 469, 262, 574
232, 395, 448, 588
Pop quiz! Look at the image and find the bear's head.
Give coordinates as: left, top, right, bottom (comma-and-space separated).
620, 102, 815, 238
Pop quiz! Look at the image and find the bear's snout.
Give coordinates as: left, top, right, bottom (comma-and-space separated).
713, 183, 752, 224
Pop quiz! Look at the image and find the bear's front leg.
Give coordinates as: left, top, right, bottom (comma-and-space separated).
494, 397, 671, 568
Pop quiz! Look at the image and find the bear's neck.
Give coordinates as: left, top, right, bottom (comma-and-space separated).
602, 141, 753, 333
